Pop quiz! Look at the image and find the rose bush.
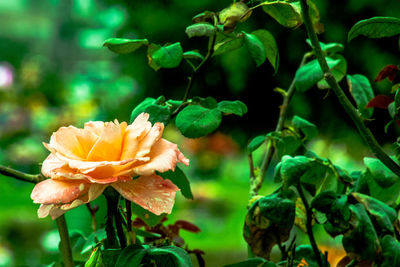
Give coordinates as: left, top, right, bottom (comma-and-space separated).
30, 113, 189, 219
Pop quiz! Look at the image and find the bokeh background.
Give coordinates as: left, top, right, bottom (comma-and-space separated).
0, 0, 400, 266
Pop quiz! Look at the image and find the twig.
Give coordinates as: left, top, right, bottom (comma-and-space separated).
56, 215, 74, 267
0, 165, 44, 184
299, 0, 400, 178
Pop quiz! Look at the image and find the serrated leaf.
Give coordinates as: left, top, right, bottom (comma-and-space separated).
347, 74, 374, 118
185, 23, 216, 38
260, 1, 302, 28
217, 100, 248, 116
348, 17, 400, 42
248, 135, 266, 153
147, 42, 183, 71
292, 116, 318, 140
103, 38, 149, 54
243, 32, 266, 67
176, 105, 222, 138
252, 29, 279, 72
295, 57, 342, 92
157, 167, 193, 199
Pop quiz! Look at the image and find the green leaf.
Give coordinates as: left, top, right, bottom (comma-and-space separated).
213, 33, 245, 56
133, 228, 162, 239
176, 105, 222, 138
251, 29, 279, 72
307, 39, 345, 55
130, 97, 171, 125
380, 235, 400, 267
260, 1, 302, 28
295, 57, 342, 92
102, 249, 122, 267
347, 74, 375, 118
115, 245, 147, 267
275, 135, 302, 159
147, 246, 193, 267
147, 42, 183, 71
317, 55, 347, 89
348, 17, 400, 42
243, 32, 266, 67
342, 203, 380, 261
292, 115, 318, 140
224, 258, 276, 267
395, 88, 400, 110
131, 202, 165, 227
183, 51, 205, 61
217, 100, 248, 116
85, 247, 103, 267
247, 135, 266, 153
219, 2, 251, 33
185, 23, 216, 38
280, 155, 311, 188
365, 170, 400, 206
192, 96, 218, 109
364, 157, 398, 188
294, 245, 324, 267
157, 167, 193, 199
103, 38, 149, 54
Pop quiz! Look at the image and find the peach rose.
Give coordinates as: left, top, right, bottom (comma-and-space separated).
31, 113, 189, 219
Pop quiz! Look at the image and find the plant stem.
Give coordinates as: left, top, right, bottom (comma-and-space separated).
56, 215, 74, 267
115, 208, 127, 249
172, 34, 217, 116
297, 184, 323, 267
0, 165, 44, 184
299, 0, 400, 178
250, 53, 309, 197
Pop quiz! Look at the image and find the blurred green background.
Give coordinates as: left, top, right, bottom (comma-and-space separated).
0, 0, 399, 266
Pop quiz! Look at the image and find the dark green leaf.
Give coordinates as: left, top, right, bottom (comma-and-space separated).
395, 88, 400, 110
147, 43, 183, 71
275, 135, 302, 158
224, 258, 276, 267
130, 97, 171, 125
131, 202, 165, 227
348, 17, 400, 42
252, 29, 279, 72
380, 235, 400, 267
247, 135, 266, 153
294, 245, 323, 267
115, 245, 147, 267
147, 246, 193, 267
364, 157, 398, 188
292, 115, 318, 140
192, 96, 218, 109
176, 105, 222, 138
102, 249, 122, 267
365, 170, 400, 206
306, 39, 344, 54
183, 51, 205, 61
103, 38, 149, 54
280, 155, 311, 188
157, 167, 193, 199
260, 1, 302, 28
213, 33, 245, 56
295, 57, 342, 92
185, 23, 216, 38
243, 32, 266, 67
217, 100, 248, 116
317, 55, 347, 89
133, 228, 162, 239
347, 74, 374, 118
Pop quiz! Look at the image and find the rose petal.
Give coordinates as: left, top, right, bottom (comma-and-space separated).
41, 154, 67, 178
31, 179, 89, 204
120, 113, 152, 160
87, 120, 126, 161
112, 174, 179, 215
135, 122, 164, 158
132, 139, 189, 176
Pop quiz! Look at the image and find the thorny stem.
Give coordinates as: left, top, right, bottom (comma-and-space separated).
249, 53, 310, 199
299, 0, 400, 178
0, 165, 44, 184
297, 184, 324, 267
56, 215, 74, 267
172, 34, 217, 116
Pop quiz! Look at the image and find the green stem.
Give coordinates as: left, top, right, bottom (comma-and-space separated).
0, 165, 44, 184
104, 188, 119, 249
297, 184, 323, 267
172, 34, 217, 116
56, 215, 74, 267
299, 0, 400, 178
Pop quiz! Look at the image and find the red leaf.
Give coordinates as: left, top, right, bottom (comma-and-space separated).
173, 220, 201, 233
366, 95, 393, 109
374, 65, 400, 82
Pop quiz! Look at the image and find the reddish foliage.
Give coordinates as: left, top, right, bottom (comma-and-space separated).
366, 95, 393, 109
374, 65, 400, 82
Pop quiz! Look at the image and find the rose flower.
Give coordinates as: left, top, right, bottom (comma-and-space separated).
31, 113, 189, 219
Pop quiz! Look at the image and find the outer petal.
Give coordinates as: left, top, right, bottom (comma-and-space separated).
135, 122, 164, 158
112, 175, 179, 215
133, 139, 189, 176
41, 153, 67, 178
31, 179, 89, 204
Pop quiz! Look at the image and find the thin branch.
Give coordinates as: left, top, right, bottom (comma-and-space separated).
0, 165, 44, 184
299, 0, 400, 178
297, 184, 324, 267
56, 215, 74, 267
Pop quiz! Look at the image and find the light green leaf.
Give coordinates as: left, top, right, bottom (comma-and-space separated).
213, 33, 245, 56
176, 105, 222, 138
147, 42, 183, 71
85, 247, 103, 267
347, 74, 374, 118
183, 51, 205, 61
103, 38, 149, 54
260, 1, 302, 28
348, 17, 400, 42
292, 116, 318, 140
185, 23, 216, 38
364, 157, 398, 188
243, 32, 266, 67
317, 55, 347, 89
157, 167, 193, 199
252, 29, 279, 72
217, 100, 248, 116
248, 135, 266, 153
